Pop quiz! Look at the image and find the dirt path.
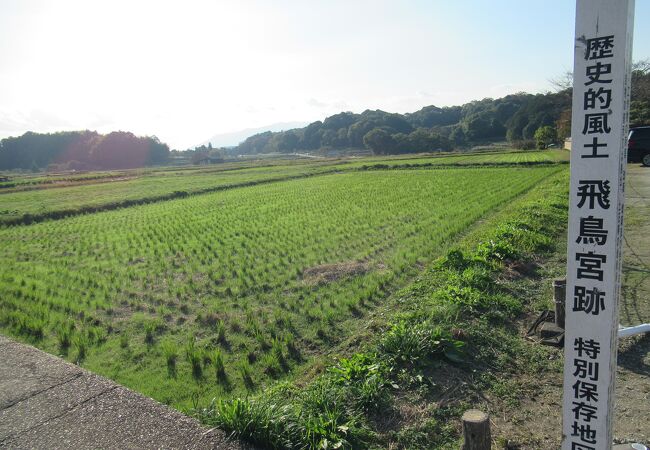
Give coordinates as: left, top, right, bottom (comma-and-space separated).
489, 165, 650, 448
615, 164, 650, 444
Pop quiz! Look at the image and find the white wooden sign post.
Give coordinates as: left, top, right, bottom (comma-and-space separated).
562, 1, 635, 449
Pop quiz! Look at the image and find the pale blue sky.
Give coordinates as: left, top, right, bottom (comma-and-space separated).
0, 0, 648, 149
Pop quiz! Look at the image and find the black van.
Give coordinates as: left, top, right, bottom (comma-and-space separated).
628, 126, 650, 166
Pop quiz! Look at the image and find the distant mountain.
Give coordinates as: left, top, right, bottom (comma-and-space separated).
199, 122, 309, 148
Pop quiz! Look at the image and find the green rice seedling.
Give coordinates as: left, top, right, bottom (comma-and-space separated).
315, 326, 328, 341
73, 333, 89, 363
201, 347, 213, 366
9, 311, 45, 340
161, 340, 178, 375
230, 319, 242, 334
142, 319, 165, 345
261, 352, 281, 378
239, 361, 254, 390
119, 332, 130, 349
271, 337, 287, 371
215, 320, 227, 345
213, 349, 226, 381
56, 321, 75, 352
86, 325, 106, 345
185, 337, 203, 379
254, 329, 269, 352
284, 332, 301, 362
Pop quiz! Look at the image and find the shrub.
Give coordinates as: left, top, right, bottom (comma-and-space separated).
534, 125, 557, 149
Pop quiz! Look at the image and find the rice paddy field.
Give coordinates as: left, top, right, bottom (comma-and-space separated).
0, 149, 567, 226
0, 150, 568, 411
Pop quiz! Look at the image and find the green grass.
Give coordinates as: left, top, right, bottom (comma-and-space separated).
0, 165, 561, 411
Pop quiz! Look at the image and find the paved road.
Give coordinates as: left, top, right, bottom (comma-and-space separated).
0, 335, 249, 450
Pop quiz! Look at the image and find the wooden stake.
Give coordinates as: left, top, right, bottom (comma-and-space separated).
553, 278, 566, 329
461, 409, 491, 450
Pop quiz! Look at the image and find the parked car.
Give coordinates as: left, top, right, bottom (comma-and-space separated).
628, 126, 650, 166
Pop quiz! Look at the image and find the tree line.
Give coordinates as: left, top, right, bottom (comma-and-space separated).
234, 62, 650, 155
0, 131, 169, 171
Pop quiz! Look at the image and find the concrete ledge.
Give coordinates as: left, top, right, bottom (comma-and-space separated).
0, 335, 250, 449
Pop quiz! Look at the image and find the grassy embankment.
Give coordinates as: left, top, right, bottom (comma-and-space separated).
193, 169, 570, 449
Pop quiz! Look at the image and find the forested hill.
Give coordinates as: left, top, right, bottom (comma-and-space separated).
0, 131, 169, 171
235, 64, 650, 156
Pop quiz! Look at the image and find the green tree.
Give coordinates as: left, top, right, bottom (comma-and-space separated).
533, 126, 557, 149
450, 127, 466, 147
363, 128, 396, 155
